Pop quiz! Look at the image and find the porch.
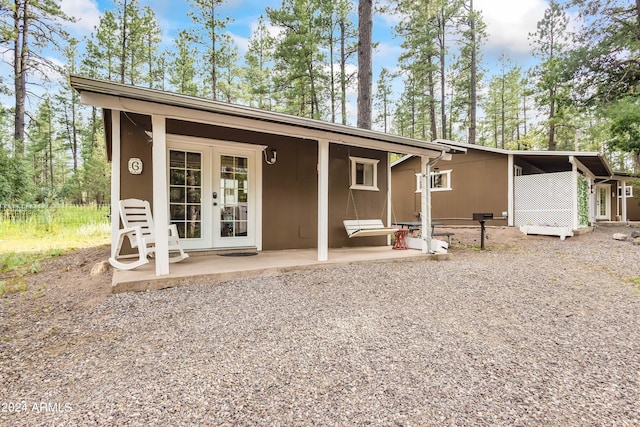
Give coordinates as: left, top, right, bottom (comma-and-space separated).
112, 246, 447, 293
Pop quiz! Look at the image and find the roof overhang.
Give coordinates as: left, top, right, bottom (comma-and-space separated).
432, 139, 613, 177
70, 75, 454, 158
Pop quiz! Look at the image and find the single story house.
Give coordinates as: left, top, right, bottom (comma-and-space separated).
391, 140, 634, 237
70, 76, 458, 276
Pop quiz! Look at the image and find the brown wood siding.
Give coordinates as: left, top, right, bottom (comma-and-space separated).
329, 145, 390, 247
118, 117, 391, 250
119, 112, 154, 204
261, 137, 318, 250
167, 118, 320, 250
392, 152, 509, 226
616, 181, 640, 221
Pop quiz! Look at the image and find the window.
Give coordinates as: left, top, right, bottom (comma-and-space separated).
431, 170, 451, 190
618, 185, 633, 198
415, 170, 452, 192
349, 156, 379, 191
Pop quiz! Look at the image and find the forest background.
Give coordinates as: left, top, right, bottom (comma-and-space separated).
0, 0, 638, 206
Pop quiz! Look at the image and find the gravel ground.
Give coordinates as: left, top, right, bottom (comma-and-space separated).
1, 225, 640, 426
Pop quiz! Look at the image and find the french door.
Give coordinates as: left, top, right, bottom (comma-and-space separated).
212, 148, 256, 248
595, 184, 611, 221
168, 138, 259, 250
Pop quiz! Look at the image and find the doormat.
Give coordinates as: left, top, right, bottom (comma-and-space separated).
217, 252, 258, 257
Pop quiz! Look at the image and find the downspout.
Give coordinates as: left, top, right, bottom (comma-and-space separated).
422, 150, 447, 254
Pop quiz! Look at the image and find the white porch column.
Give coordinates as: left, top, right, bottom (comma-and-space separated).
507, 154, 514, 226
110, 111, 122, 259
151, 115, 170, 276
622, 181, 628, 222
420, 156, 431, 254
571, 158, 579, 230
317, 139, 329, 261
589, 178, 596, 225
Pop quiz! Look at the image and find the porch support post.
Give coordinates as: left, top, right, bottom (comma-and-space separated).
317, 139, 329, 261
507, 154, 514, 226
420, 155, 431, 254
110, 110, 121, 259
621, 181, 628, 222
152, 115, 170, 276
570, 156, 579, 230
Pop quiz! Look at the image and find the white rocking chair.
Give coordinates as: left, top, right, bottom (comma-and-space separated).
109, 198, 189, 270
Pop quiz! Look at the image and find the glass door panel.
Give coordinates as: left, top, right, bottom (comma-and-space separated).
213, 148, 254, 248
596, 185, 610, 220
169, 149, 202, 239
219, 155, 249, 238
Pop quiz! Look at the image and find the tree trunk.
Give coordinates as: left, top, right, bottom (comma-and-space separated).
357, 0, 372, 129
211, 2, 217, 100
340, 21, 347, 125
329, 16, 336, 123
548, 89, 556, 150
120, 0, 128, 83
428, 57, 438, 140
14, 0, 27, 155
469, 0, 477, 144
439, 13, 447, 140
636, 0, 640, 40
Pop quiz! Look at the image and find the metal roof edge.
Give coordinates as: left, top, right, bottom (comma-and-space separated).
70, 75, 453, 154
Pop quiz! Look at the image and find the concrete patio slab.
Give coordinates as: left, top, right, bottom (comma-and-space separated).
111, 246, 447, 293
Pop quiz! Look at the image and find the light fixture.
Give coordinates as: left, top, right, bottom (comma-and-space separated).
263, 147, 277, 165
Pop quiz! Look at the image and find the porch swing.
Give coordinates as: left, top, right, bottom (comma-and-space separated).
342, 163, 399, 238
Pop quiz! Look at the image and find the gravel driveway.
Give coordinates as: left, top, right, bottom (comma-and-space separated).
1, 225, 640, 426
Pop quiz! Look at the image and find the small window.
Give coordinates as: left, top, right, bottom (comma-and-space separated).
618, 185, 633, 198
431, 169, 452, 191
415, 170, 452, 192
350, 156, 379, 191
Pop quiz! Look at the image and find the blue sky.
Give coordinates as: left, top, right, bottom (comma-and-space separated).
18, 0, 558, 127
60, 0, 552, 75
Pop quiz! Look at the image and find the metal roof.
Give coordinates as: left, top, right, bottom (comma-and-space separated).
70, 75, 458, 157
433, 139, 614, 178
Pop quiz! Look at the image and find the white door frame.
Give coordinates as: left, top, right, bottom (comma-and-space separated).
595, 183, 611, 221
167, 135, 263, 251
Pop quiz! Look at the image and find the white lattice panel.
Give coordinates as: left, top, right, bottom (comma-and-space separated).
514, 171, 574, 227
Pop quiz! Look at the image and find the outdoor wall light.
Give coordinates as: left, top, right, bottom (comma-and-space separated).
263, 147, 277, 165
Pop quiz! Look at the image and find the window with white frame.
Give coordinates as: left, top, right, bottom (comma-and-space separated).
431, 169, 451, 191
349, 156, 379, 191
414, 169, 452, 192
618, 185, 633, 198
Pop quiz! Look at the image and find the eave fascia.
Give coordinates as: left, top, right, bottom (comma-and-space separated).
79, 91, 446, 158
72, 75, 451, 158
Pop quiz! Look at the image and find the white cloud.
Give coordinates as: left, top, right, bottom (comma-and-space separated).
59, 0, 101, 36
475, 0, 548, 54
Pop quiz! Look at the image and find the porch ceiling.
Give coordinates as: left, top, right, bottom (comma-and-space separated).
516, 153, 612, 177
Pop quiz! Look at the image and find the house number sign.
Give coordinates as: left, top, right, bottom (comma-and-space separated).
128, 158, 143, 175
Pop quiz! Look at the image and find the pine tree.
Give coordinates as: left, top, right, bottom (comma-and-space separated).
169, 30, 199, 97
267, 0, 328, 119
1, 0, 74, 156
529, 0, 570, 151
374, 68, 393, 133
188, 0, 234, 100
243, 15, 275, 110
